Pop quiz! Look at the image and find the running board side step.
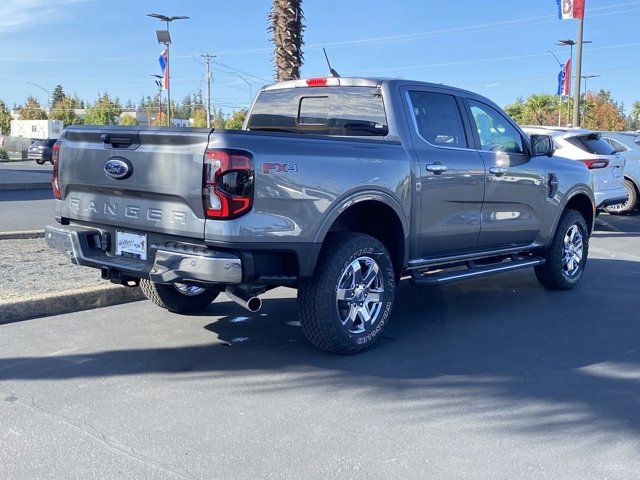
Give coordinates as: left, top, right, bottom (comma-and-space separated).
411, 257, 545, 286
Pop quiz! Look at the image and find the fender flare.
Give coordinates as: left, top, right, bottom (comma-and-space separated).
313, 189, 410, 262
549, 185, 595, 238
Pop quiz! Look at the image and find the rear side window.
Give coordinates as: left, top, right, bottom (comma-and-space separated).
407, 91, 468, 148
605, 138, 628, 153
468, 100, 524, 154
247, 86, 388, 136
566, 134, 615, 155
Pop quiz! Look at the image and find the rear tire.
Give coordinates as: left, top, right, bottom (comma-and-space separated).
35, 158, 45, 165
298, 232, 396, 354
535, 209, 589, 290
140, 280, 222, 314
604, 179, 638, 215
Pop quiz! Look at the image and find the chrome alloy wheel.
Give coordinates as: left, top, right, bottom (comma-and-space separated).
606, 183, 633, 213
562, 224, 584, 277
174, 283, 206, 296
335, 256, 384, 334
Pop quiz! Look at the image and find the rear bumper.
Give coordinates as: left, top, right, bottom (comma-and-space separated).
595, 187, 629, 209
45, 225, 242, 285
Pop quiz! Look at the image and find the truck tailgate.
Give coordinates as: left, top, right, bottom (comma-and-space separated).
57, 126, 211, 239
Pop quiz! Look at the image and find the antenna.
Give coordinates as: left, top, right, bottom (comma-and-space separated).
323, 47, 340, 78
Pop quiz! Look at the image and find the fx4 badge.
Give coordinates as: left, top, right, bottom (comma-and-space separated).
262, 162, 299, 174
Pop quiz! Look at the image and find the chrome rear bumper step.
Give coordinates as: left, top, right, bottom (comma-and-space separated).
411, 257, 545, 286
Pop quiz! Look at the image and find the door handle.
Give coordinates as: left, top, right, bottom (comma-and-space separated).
426, 164, 448, 174
489, 166, 507, 177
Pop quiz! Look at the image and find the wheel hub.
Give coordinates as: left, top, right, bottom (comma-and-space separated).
562, 224, 584, 277
336, 256, 384, 335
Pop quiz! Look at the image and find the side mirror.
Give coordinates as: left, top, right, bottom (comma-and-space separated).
530, 134, 555, 157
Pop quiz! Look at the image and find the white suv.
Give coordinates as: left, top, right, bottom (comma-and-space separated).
523, 127, 627, 209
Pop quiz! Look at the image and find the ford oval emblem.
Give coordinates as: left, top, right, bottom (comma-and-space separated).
104, 157, 132, 180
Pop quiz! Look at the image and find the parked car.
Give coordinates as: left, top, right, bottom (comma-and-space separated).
46, 77, 595, 354
599, 131, 640, 214
522, 127, 627, 211
28, 138, 57, 164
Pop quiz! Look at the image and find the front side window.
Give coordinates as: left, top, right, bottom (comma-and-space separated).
407, 91, 468, 148
468, 100, 524, 154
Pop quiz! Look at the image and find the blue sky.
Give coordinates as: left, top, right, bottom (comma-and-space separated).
1, 0, 639, 113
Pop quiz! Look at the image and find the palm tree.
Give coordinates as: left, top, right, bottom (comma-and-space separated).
632, 101, 640, 121
269, 0, 305, 82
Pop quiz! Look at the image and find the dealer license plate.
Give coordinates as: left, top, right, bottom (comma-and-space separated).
115, 231, 147, 261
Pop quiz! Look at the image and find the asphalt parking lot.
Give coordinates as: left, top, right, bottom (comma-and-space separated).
0, 214, 639, 479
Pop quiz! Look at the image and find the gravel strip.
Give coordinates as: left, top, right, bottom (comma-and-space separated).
0, 238, 105, 301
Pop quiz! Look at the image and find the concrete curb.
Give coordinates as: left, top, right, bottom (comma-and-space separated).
0, 182, 51, 190
0, 230, 45, 240
0, 284, 145, 325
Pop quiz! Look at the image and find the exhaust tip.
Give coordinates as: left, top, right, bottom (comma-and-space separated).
247, 297, 262, 312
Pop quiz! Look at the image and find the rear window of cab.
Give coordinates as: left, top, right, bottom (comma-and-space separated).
247, 86, 388, 136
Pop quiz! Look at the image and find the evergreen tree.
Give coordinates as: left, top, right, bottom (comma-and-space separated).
51, 84, 66, 107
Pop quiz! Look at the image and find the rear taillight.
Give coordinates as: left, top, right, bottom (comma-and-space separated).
51, 141, 61, 199
580, 159, 609, 170
203, 149, 253, 219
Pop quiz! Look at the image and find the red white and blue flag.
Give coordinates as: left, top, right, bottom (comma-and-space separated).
557, 0, 585, 20
159, 49, 169, 90
557, 59, 572, 96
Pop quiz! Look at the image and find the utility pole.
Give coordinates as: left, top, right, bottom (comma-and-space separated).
572, 15, 585, 128
200, 53, 216, 128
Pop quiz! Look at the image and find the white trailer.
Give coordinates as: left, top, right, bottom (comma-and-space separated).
10, 120, 63, 140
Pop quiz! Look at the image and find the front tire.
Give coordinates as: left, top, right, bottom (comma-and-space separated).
604, 179, 638, 215
140, 280, 222, 314
535, 209, 589, 290
298, 233, 396, 354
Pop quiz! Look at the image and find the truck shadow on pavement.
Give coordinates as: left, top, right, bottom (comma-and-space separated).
1, 256, 639, 439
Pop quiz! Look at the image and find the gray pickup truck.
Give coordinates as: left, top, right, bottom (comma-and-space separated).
46, 77, 595, 354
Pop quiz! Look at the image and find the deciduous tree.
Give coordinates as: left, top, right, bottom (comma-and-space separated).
83, 93, 122, 125
0, 100, 12, 135
49, 97, 83, 127
225, 110, 247, 130
19, 96, 48, 120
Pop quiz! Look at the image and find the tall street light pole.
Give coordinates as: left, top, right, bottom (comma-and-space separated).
571, 13, 586, 128
26, 81, 50, 110
558, 38, 592, 126
147, 13, 189, 126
